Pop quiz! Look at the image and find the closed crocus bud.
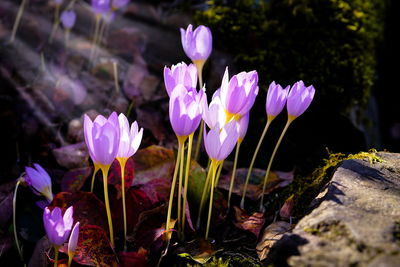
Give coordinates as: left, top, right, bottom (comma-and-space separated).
60, 10, 77, 29
117, 114, 143, 159
220, 67, 259, 117
180, 24, 212, 62
68, 222, 80, 256
163, 62, 197, 97
202, 92, 226, 129
203, 120, 239, 161
266, 81, 289, 118
83, 112, 120, 166
287, 81, 315, 119
92, 0, 110, 15
238, 113, 249, 142
43, 206, 74, 246
169, 85, 203, 137
112, 0, 129, 10
25, 163, 53, 202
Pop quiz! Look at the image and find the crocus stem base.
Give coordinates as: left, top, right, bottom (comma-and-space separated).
241, 118, 273, 209
100, 164, 114, 246
67, 252, 74, 267
53, 246, 59, 267
205, 160, 219, 239
165, 137, 184, 239
196, 162, 213, 230
181, 133, 194, 237
10, 0, 28, 43
177, 136, 187, 239
117, 158, 128, 251
89, 15, 101, 66
259, 118, 293, 212
193, 120, 204, 161
214, 160, 224, 188
228, 142, 241, 210
49, 5, 60, 43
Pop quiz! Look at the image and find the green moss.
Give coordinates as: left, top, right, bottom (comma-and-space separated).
196, 0, 385, 113
186, 257, 230, 267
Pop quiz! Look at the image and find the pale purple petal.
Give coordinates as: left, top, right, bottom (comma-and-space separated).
68, 222, 80, 254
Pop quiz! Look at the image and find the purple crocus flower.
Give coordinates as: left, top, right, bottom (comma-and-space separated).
163, 62, 197, 97
266, 81, 289, 118
287, 81, 315, 118
83, 112, 120, 166
238, 113, 249, 142
203, 120, 239, 161
219, 67, 259, 116
169, 85, 204, 137
25, 163, 53, 202
60, 10, 77, 29
68, 222, 80, 256
53, 0, 63, 5
43, 206, 73, 246
180, 24, 212, 62
91, 0, 110, 15
117, 113, 143, 159
112, 0, 130, 10
202, 92, 226, 129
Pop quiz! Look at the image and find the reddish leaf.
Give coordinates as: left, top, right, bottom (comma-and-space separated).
48, 192, 108, 233
137, 178, 170, 205
217, 168, 294, 201
119, 248, 149, 267
52, 142, 89, 169
108, 158, 135, 198
256, 221, 292, 261
110, 187, 153, 235
61, 166, 93, 193
233, 206, 265, 238
279, 195, 296, 220
60, 225, 118, 266
131, 145, 175, 185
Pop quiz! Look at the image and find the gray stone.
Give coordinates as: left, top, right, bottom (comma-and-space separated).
274, 152, 400, 267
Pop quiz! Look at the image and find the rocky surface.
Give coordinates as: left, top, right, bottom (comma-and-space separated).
270, 152, 400, 267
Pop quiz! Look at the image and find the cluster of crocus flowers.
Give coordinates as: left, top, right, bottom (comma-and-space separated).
43, 206, 79, 267
84, 112, 142, 247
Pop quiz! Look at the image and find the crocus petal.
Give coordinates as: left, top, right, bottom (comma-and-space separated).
68, 222, 80, 254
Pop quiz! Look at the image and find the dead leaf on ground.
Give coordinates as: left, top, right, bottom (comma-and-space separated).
256, 221, 292, 261
176, 238, 223, 265
233, 206, 265, 238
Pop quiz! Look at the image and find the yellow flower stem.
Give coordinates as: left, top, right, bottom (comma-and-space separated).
49, 4, 60, 43
177, 136, 187, 238
13, 179, 25, 265
10, 0, 28, 43
90, 163, 100, 193
196, 162, 213, 230
67, 251, 74, 267
259, 116, 294, 212
99, 164, 114, 246
53, 246, 59, 267
240, 117, 274, 209
89, 15, 101, 65
117, 157, 128, 251
165, 136, 184, 239
205, 160, 220, 239
64, 29, 70, 48
214, 160, 224, 188
193, 59, 205, 161
228, 141, 241, 210
181, 133, 194, 237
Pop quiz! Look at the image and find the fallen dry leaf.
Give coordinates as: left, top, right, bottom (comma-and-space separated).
256, 221, 292, 261
233, 206, 265, 238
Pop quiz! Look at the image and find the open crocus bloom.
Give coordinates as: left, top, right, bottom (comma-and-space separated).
117, 113, 143, 159
83, 112, 120, 166
60, 10, 76, 29
219, 67, 259, 117
287, 80, 315, 118
266, 81, 289, 118
163, 62, 198, 97
25, 163, 53, 202
43, 206, 74, 246
169, 85, 204, 137
203, 120, 240, 161
111, 0, 129, 10
180, 24, 212, 62
202, 91, 227, 129
238, 113, 249, 142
